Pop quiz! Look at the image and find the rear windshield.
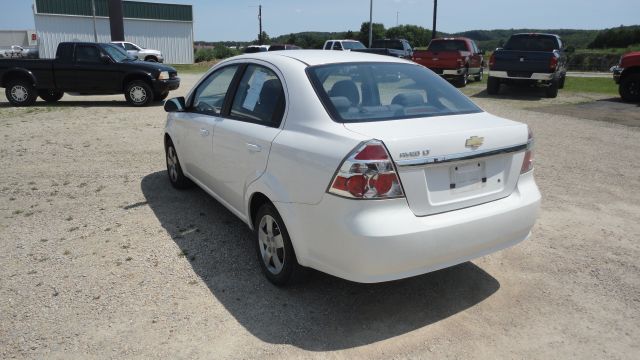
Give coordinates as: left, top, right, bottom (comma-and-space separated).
307, 62, 481, 123
504, 35, 559, 51
428, 40, 467, 52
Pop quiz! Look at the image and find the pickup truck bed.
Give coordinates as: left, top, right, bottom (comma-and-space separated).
1, 42, 179, 107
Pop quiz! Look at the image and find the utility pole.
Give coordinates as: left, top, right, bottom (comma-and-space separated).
258, 4, 263, 45
91, 0, 98, 42
368, 0, 373, 47
396, 11, 399, 26
431, 0, 437, 41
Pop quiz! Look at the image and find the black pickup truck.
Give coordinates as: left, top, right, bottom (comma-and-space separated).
487, 33, 568, 98
353, 39, 414, 59
0, 42, 180, 106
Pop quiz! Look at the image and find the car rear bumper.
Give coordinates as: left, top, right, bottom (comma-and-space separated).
152, 78, 180, 93
277, 170, 541, 283
489, 70, 554, 81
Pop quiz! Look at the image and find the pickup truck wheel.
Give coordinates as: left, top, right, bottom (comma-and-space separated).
545, 79, 559, 98
255, 203, 306, 286
454, 69, 468, 88
486, 76, 500, 95
38, 89, 64, 102
558, 75, 566, 89
145, 56, 158, 62
125, 80, 154, 107
474, 68, 484, 82
165, 141, 193, 189
6, 80, 37, 106
619, 74, 640, 102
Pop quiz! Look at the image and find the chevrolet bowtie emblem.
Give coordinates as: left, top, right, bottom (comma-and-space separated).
465, 136, 484, 149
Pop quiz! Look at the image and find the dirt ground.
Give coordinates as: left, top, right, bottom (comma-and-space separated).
1, 74, 639, 359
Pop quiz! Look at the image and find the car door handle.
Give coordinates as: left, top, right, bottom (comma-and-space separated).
246, 143, 262, 152
199, 128, 210, 137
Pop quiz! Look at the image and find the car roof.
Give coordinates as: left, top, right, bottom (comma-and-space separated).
229, 50, 411, 67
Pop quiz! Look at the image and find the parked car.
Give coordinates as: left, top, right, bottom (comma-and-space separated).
487, 33, 568, 98
0, 42, 180, 107
244, 45, 270, 53
323, 40, 366, 51
413, 37, 484, 87
353, 38, 413, 59
162, 50, 541, 285
268, 44, 302, 51
611, 51, 640, 102
111, 41, 164, 62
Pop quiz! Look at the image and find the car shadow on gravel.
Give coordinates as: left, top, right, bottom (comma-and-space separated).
528, 97, 640, 127
0, 100, 164, 108
469, 87, 548, 100
141, 171, 500, 351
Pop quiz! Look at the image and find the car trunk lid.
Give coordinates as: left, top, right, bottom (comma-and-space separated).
343, 112, 529, 216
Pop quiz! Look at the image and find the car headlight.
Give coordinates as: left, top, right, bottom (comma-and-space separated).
158, 71, 170, 80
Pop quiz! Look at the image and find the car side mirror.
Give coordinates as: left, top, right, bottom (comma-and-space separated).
164, 97, 186, 112
100, 55, 112, 64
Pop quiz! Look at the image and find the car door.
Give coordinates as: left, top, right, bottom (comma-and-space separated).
209, 63, 286, 214
123, 42, 140, 59
173, 65, 241, 189
469, 41, 482, 73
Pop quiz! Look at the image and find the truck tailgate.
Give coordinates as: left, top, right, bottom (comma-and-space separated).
493, 50, 553, 74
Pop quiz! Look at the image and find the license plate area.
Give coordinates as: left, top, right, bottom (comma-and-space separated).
449, 161, 486, 193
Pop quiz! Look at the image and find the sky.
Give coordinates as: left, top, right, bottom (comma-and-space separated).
1, 0, 639, 42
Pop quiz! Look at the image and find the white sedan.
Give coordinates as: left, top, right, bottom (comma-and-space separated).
163, 51, 541, 285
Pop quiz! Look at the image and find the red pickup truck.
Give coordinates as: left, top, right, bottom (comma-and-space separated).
412, 37, 484, 87
611, 51, 640, 102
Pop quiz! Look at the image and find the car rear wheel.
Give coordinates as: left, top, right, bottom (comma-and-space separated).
125, 80, 154, 106
558, 74, 566, 89
254, 203, 306, 286
486, 76, 500, 95
6, 79, 37, 106
619, 74, 640, 102
38, 89, 64, 102
454, 68, 468, 88
165, 141, 193, 189
545, 79, 559, 98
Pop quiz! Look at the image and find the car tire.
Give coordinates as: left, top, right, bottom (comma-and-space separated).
474, 68, 483, 82
619, 74, 640, 102
454, 68, 468, 88
145, 56, 158, 62
6, 79, 38, 106
558, 74, 566, 89
254, 203, 306, 286
125, 80, 154, 106
165, 141, 193, 189
486, 76, 500, 95
38, 89, 64, 103
545, 79, 559, 98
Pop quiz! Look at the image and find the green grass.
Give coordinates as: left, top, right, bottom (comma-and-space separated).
563, 77, 617, 94
574, 46, 640, 56
170, 63, 215, 74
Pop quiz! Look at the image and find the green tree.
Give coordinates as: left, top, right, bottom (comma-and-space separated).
385, 25, 432, 47
359, 22, 386, 46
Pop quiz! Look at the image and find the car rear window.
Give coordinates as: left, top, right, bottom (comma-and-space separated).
504, 35, 559, 52
428, 40, 468, 52
307, 62, 481, 123
372, 39, 403, 50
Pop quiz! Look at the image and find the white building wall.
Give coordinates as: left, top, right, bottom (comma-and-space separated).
34, 14, 193, 64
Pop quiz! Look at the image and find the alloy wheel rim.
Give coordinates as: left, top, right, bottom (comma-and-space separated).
258, 215, 285, 274
167, 147, 178, 182
130, 86, 147, 103
11, 85, 28, 102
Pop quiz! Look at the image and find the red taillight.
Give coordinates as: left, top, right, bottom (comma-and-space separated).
328, 140, 405, 199
520, 127, 535, 174
489, 53, 496, 69
549, 56, 558, 71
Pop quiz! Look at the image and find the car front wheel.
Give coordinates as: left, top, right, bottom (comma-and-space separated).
6, 80, 37, 106
125, 80, 154, 106
254, 203, 305, 286
165, 141, 193, 189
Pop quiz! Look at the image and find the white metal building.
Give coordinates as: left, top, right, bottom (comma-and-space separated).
33, 0, 194, 64
0, 30, 38, 48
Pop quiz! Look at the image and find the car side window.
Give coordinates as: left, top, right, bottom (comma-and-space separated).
332, 42, 343, 50
75, 45, 101, 63
124, 43, 137, 51
229, 65, 285, 127
324, 41, 333, 50
192, 65, 239, 115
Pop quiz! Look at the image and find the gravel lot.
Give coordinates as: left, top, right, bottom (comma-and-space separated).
1, 74, 639, 359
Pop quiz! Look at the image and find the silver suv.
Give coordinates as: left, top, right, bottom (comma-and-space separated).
111, 41, 164, 63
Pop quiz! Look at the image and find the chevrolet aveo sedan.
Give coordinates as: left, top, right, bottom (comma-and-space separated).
163, 51, 541, 285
